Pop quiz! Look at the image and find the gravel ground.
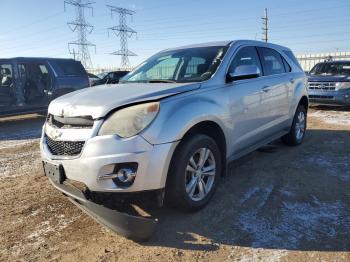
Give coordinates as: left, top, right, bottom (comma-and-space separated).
0, 108, 349, 262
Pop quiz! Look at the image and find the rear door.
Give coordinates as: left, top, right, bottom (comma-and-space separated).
257, 47, 290, 134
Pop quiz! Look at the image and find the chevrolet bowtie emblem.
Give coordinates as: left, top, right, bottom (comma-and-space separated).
48, 128, 63, 140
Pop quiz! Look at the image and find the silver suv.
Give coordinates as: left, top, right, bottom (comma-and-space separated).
41, 40, 308, 240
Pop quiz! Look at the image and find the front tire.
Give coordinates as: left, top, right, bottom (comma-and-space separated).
166, 134, 222, 212
282, 104, 307, 146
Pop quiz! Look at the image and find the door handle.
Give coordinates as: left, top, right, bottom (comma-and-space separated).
290, 78, 295, 84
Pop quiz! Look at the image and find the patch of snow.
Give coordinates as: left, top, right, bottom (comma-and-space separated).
309, 110, 350, 126
0, 150, 41, 179
256, 185, 274, 209
279, 189, 295, 197
27, 214, 80, 247
229, 247, 288, 262
235, 195, 348, 249
0, 138, 39, 150
306, 155, 350, 182
240, 187, 260, 204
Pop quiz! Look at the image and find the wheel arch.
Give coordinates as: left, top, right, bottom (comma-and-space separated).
183, 121, 226, 159
298, 95, 309, 112
171, 120, 228, 178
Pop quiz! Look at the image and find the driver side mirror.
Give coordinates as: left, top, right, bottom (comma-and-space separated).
226, 65, 260, 82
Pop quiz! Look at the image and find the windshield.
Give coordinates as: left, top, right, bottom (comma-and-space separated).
121, 46, 227, 83
310, 62, 350, 76
97, 72, 108, 79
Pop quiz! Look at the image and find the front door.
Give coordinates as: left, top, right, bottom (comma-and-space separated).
225, 46, 269, 155
0, 63, 16, 110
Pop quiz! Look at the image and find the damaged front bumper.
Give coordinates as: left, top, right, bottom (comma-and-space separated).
45, 165, 158, 241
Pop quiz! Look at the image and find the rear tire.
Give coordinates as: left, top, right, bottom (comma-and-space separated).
166, 134, 222, 212
282, 105, 307, 146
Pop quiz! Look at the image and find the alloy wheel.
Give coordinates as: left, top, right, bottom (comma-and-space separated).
295, 111, 306, 141
185, 147, 216, 201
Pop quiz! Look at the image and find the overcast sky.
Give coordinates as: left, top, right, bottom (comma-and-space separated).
0, 0, 349, 68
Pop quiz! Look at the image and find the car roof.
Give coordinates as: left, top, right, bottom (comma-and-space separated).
162, 40, 291, 52
319, 60, 350, 63
107, 70, 130, 74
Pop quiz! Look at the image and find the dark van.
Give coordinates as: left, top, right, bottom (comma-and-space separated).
0, 57, 89, 116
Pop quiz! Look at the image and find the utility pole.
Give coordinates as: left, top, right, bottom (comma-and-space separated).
262, 8, 268, 43
64, 0, 96, 69
107, 5, 137, 69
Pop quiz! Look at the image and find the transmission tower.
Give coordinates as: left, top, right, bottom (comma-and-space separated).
64, 0, 96, 68
107, 5, 137, 69
262, 8, 268, 42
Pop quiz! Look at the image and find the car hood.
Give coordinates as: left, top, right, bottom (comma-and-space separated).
308, 75, 350, 82
48, 82, 200, 118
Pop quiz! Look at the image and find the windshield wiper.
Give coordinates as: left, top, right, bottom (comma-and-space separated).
147, 79, 176, 83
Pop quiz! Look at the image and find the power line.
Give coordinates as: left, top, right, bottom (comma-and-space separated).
64, 0, 96, 68
0, 11, 65, 35
107, 5, 137, 69
135, 3, 350, 26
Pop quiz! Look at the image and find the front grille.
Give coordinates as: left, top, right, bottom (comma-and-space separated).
47, 114, 94, 129
308, 82, 336, 91
46, 135, 85, 156
309, 95, 334, 100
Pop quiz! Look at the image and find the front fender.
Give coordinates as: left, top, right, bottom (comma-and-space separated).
141, 90, 231, 145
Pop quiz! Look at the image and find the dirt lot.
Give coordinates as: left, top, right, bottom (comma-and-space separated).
0, 108, 349, 262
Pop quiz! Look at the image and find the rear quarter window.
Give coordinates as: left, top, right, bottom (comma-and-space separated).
283, 50, 303, 71
55, 60, 87, 76
282, 57, 292, 72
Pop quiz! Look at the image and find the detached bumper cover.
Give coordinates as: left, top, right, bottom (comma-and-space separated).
41, 130, 178, 192
48, 178, 157, 241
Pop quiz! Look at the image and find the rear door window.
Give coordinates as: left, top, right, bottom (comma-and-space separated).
258, 47, 285, 76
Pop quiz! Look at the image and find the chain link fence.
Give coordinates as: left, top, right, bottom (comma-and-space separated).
297, 51, 350, 72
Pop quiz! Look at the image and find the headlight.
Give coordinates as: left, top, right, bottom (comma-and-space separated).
336, 82, 350, 90
98, 102, 160, 138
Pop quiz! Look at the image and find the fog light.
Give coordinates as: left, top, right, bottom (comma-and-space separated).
112, 163, 138, 188
98, 163, 138, 187
116, 168, 136, 182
